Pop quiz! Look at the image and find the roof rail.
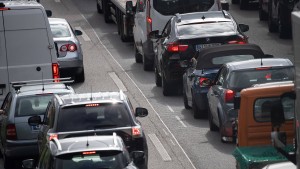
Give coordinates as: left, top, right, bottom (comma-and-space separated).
11, 77, 74, 91
175, 13, 181, 23
52, 138, 62, 151
119, 90, 125, 101
113, 132, 118, 147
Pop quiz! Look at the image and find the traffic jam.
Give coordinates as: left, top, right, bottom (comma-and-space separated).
0, 0, 299, 169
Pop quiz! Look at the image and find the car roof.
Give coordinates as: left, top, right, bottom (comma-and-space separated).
48, 18, 68, 24
1, 1, 42, 8
175, 11, 231, 25
57, 92, 125, 106
51, 135, 124, 156
226, 58, 293, 71
196, 44, 267, 69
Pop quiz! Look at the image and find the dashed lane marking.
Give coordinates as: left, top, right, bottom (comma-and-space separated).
148, 134, 172, 161
108, 72, 127, 92
167, 105, 174, 113
175, 116, 187, 127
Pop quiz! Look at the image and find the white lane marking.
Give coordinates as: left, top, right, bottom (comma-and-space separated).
108, 72, 127, 92
75, 27, 91, 41
167, 105, 174, 113
54, 0, 60, 2
80, 14, 197, 169
162, 129, 169, 136
170, 139, 176, 146
148, 134, 172, 161
175, 116, 187, 128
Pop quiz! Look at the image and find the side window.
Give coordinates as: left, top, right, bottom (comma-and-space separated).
44, 101, 56, 127
136, 0, 146, 12
126, 98, 135, 116
216, 68, 227, 86
1, 93, 12, 114
162, 20, 171, 37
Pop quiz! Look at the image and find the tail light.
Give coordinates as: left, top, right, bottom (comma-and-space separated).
132, 127, 142, 137
60, 44, 77, 52
6, 124, 17, 140
166, 43, 188, 52
198, 77, 211, 87
146, 0, 152, 34
49, 134, 58, 141
227, 40, 247, 44
224, 89, 235, 103
52, 63, 60, 82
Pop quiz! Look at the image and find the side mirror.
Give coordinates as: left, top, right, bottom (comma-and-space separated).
149, 30, 161, 39
22, 159, 35, 169
28, 115, 42, 126
233, 95, 241, 110
0, 109, 6, 115
46, 10, 52, 17
221, 1, 229, 11
135, 108, 148, 117
239, 24, 249, 32
130, 151, 145, 164
126, 1, 134, 14
74, 30, 82, 36
270, 100, 285, 128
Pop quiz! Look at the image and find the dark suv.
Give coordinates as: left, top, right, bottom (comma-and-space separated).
22, 134, 145, 169
29, 91, 148, 169
149, 11, 249, 96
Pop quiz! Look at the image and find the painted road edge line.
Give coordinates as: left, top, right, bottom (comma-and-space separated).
108, 72, 127, 92
75, 26, 91, 41
167, 105, 174, 113
148, 134, 172, 161
175, 116, 187, 127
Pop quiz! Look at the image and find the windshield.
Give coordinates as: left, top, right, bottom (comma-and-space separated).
57, 103, 132, 132
228, 67, 294, 90
56, 151, 129, 169
50, 23, 71, 38
153, 0, 215, 15
15, 95, 53, 117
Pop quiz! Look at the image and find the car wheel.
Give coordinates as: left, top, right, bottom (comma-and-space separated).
192, 97, 201, 119
155, 66, 162, 87
162, 73, 172, 96
232, 0, 239, 5
76, 69, 85, 83
135, 44, 143, 63
183, 90, 191, 109
268, 0, 278, 32
103, 0, 112, 23
97, 2, 103, 14
4, 155, 14, 169
208, 108, 218, 131
278, 9, 291, 39
240, 0, 248, 10
259, 1, 268, 20
143, 55, 153, 71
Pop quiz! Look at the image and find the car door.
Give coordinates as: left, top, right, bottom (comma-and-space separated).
208, 67, 228, 125
133, 0, 147, 53
185, 58, 197, 101
156, 20, 171, 74
0, 93, 12, 147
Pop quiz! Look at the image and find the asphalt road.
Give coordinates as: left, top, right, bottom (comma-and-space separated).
0, 0, 294, 168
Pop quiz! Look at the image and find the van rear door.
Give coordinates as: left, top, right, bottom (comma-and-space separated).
3, 8, 55, 82
0, 11, 9, 103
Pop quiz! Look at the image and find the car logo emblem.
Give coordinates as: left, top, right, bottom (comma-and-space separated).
206, 38, 210, 42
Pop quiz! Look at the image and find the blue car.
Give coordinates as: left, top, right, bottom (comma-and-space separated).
183, 44, 270, 119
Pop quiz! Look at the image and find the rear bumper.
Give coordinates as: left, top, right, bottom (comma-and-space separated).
193, 88, 209, 110
5, 140, 38, 158
58, 60, 84, 77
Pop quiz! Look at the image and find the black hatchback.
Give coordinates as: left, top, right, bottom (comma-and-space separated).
149, 11, 249, 96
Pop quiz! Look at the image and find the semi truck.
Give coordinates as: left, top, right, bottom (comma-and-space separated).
96, 0, 136, 42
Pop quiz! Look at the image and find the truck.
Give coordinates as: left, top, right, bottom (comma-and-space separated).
96, 0, 136, 42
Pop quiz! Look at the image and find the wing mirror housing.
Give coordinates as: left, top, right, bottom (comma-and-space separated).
126, 1, 135, 14
74, 30, 82, 36
130, 151, 145, 164
22, 159, 35, 169
239, 24, 249, 32
46, 10, 52, 17
135, 107, 148, 117
28, 115, 42, 126
149, 30, 162, 39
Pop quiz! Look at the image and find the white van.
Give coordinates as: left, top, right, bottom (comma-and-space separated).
133, 0, 227, 71
0, 1, 59, 103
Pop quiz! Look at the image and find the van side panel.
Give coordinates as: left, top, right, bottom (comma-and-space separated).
3, 9, 55, 81
0, 12, 9, 103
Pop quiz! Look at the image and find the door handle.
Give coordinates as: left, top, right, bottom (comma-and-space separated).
0, 84, 5, 89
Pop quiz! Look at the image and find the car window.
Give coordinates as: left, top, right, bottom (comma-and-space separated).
228, 67, 294, 90
212, 55, 254, 65
216, 67, 227, 86
1, 93, 12, 114
50, 23, 71, 38
162, 19, 171, 37
56, 151, 127, 169
57, 103, 132, 132
254, 97, 294, 122
15, 95, 53, 117
153, 0, 215, 15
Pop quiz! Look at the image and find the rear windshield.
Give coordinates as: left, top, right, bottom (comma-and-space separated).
178, 22, 234, 36
228, 67, 294, 90
57, 103, 132, 132
56, 151, 129, 169
50, 23, 71, 38
254, 97, 294, 122
212, 55, 255, 65
15, 95, 53, 117
153, 0, 215, 15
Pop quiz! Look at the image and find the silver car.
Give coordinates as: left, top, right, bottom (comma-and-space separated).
0, 80, 74, 168
49, 18, 85, 82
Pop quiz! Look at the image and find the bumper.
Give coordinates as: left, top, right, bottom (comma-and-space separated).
164, 62, 187, 82
142, 40, 155, 62
193, 87, 209, 110
5, 140, 38, 158
58, 60, 83, 77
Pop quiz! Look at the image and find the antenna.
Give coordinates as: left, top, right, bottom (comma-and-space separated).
90, 86, 93, 101
261, 57, 263, 66
86, 137, 89, 147
42, 72, 45, 91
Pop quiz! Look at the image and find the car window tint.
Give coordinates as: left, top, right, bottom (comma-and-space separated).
212, 55, 254, 65
15, 95, 53, 117
1, 93, 12, 114
153, 0, 215, 15
228, 67, 294, 90
50, 23, 71, 38
216, 68, 227, 86
254, 97, 294, 122
178, 22, 234, 36
57, 103, 132, 132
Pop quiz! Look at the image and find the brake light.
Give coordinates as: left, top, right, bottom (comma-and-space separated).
146, 17, 152, 24
132, 127, 141, 136
227, 40, 247, 44
49, 134, 58, 140
86, 104, 100, 107
256, 67, 271, 70
52, 63, 60, 82
6, 124, 17, 140
167, 43, 188, 52
224, 89, 235, 103
83, 151, 96, 155
199, 77, 209, 87
265, 73, 272, 79
60, 44, 77, 52
0, 8, 10, 11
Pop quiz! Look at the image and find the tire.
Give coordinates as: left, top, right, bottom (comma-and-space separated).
120, 15, 130, 42
103, 0, 112, 23
183, 90, 191, 109
162, 73, 172, 96
192, 97, 201, 119
97, 2, 103, 14
76, 69, 85, 83
232, 0, 239, 4
268, 0, 278, 32
4, 155, 14, 169
240, 0, 248, 10
278, 8, 291, 39
208, 108, 218, 131
143, 55, 153, 71
135, 44, 143, 63
155, 66, 162, 87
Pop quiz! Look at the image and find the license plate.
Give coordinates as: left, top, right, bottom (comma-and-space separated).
195, 43, 221, 51
31, 125, 40, 132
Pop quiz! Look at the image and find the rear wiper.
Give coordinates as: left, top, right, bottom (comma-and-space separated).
94, 124, 117, 129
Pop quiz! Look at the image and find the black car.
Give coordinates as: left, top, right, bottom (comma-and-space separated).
22, 134, 145, 169
149, 11, 249, 96
28, 91, 149, 169
207, 58, 294, 142
183, 44, 271, 119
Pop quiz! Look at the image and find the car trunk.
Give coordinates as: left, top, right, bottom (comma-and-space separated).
15, 115, 43, 140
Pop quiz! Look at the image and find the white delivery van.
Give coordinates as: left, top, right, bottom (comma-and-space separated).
133, 0, 227, 71
0, 1, 59, 104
